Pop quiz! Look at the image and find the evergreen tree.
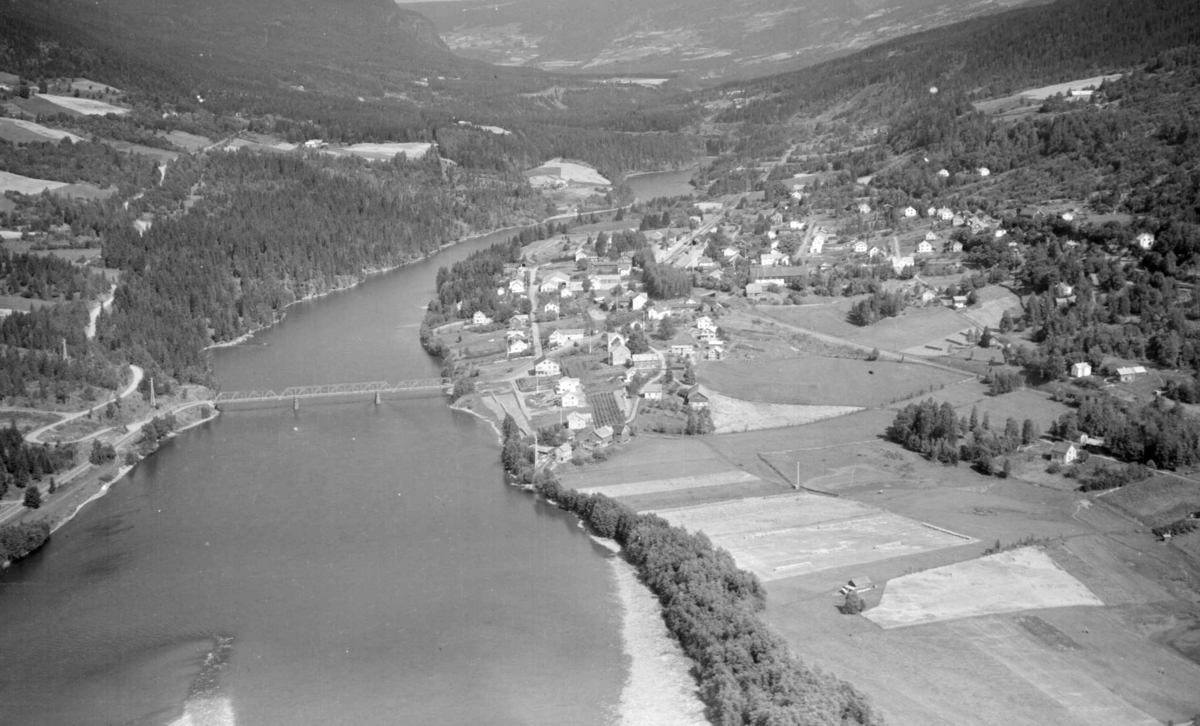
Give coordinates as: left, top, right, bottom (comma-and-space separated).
23, 485, 41, 509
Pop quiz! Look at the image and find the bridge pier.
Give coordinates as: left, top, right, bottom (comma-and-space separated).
374, 391, 381, 406
293, 397, 299, 411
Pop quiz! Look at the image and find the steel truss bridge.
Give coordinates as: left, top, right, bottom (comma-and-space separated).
214, 379, 448, 405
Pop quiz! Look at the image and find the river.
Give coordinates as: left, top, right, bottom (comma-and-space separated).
0, 228, 628, 726
626, 167, 697, 201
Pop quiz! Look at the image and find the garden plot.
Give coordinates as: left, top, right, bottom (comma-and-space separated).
865, 547, 1102, 629
653, 493, 974, 582
708, 391, 859, 433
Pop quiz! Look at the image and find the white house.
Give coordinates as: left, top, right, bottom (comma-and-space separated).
631, 292, 649, 311
566, 411, 593, 430
1070, 362, 1092, 378
556, 377, 583, 394
1116, 366, 1147, 382
548, 328, 586, 348
951, 241, 964, 253
647, 306, 671, 321
891, 256, 915, 272
559, 287, 575, 299
868, 246, 883, 259
609, 344, 632, 367
722, 246, 740, 260
575, 248, 591, 262
1062, 211, 1075, 222
670, 344, 695, 357
472, 311, 493, 326
937, 169, 950, 178
1050, 441, 1079, 464
994, 229, 1007, 238
543, 301, 560, 316
641, 382, 663, 400
925, 231, 939, 242
508, 339, 530, 355
903, 206, 918, 218
603, 331, 626, 350
560, 391, 586, 408
788, 220, 803, 230
978, 167, 991, 177
1136, 232, 1155, 250
534, 356, 561, 377
508, 279, 526, 295
937, 207, 954, 221
695, 316, 717, 333
852, 240, 869, 253
917, 241, 934, 254
631, 352, 658, 370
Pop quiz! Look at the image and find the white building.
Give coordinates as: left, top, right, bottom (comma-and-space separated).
1137, 232, 1155, 250
1070, 362, 1092, 378
534, 357, 561, 377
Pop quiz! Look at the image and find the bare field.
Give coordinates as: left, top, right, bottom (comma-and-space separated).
577, 469, 759, 498
37, 94, 129, 115
708, 391, 859, 433
653, 493, 974, 581
865, 547, 1102, 629
699, 356, 968, 408
1104, 474, 1200, 527
619, 479, 787, 512
760, 300, 968, 351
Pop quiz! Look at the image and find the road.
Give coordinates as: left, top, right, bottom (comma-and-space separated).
527, 264, 543, 359
23, 364, 144, 444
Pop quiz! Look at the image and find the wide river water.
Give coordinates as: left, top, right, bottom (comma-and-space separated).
0, 171, 694, 726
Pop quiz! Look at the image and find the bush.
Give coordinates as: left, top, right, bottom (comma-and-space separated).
0, 521, 51, 563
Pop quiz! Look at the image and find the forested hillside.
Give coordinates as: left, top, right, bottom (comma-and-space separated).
717, 0, 1200, 125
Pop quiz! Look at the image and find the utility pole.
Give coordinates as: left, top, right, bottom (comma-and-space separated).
149, 377, 156, 408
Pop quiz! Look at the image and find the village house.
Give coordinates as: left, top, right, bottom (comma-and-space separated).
1050, 441, 1080, 465
508, 339, 530, 355
852, 240, 869, 253
553, 442, 573, 464
587, 425, 614, 448
951, 295, 969, 309
631, 292, 649, 311
937, 207, 954, 221
472, 311, 493, 326
722, 246, 740, 261
647, 306, 671, 322
978, 167, 991, 177
589, 274, 622, 290
638, 381, 664, 402
670, 343, 695, 358
556, 377, 582, 395
950, 241, 964, 253
857, 202, 871, 214
937, 169, 950, 178
560, 391, 585, 408
559, 286, 575, 299
917, 241, 934, 254
1137, 232, 1155, 250
548, 328, 586, 348
868, 245, 883, 259
952, 215, 965, 227
609, 344, 632, 367
533, 356, 561, 377
891, 256, 915, 273
543, 301, 560, 315
683, 385, 710, 409
903, 206, 918, 218
1070, 362, 1092, 378
788, 220, 803, 231
509, 278, 527, 295
506, 328, 527, 341
566, 411, 593, 430
631, 352, 658, 370
575, 248, 591, 262
695, 316, 717, 333
603, 331, 626, 350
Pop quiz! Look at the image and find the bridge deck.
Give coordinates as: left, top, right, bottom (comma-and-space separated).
215, 379, 447, 404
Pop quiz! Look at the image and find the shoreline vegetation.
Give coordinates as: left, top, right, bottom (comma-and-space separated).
496, 414, 882, 725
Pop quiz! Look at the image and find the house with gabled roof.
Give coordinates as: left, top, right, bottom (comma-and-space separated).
609, 344, 632, 367
534, 356, 561, 377
472, 311, 493, 326
548, 328, 586, 348
566, 411, 593, 430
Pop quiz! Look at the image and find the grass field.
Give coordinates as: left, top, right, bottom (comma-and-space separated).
1104, 474, 1200, 527
0, 118, 84, 144
160, 130, 212, 151
699, 356, 969, 408
0, 170, 68, 195
653, 493, 975, 581
37, 94, 129, 115
864, 547, 1102, 628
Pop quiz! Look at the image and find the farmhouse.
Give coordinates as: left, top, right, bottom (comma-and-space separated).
533, 356, 561, 377
1070, 362, 1092, 378
510, 314, 529, 328
641, 382, 663, 400
1050, 441, 1080, 464
561, 391, 585, 408
508, 339, 530, 355
472, 311, 493, 326
683, 385, 710, 409
1116, 365, 1147, 382
556, 377, 582, 395
587, 426, 614, 448
951, 295, 969, 309
548, 328, 586, 348
917, 241, 934, 254
553, 442, 574, 464
670, 344, 696, 358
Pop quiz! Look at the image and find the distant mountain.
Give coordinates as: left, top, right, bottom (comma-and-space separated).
0, 0, 460, 98
405, 0, 1042, 81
